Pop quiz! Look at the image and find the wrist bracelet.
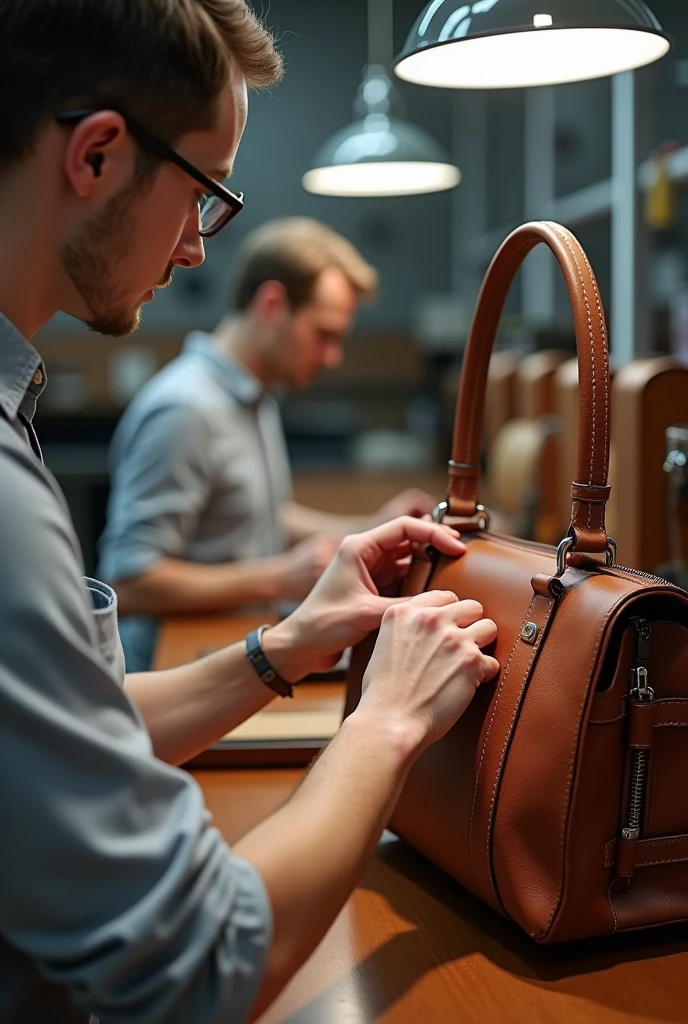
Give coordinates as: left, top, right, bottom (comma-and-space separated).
246, 625, 294, 699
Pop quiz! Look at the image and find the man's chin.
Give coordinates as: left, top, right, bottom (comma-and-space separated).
64, 304, 143, 338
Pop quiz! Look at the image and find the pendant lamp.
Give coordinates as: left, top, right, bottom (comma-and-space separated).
303, 64, 461, 196
395, 0, 671, 90
303, 0, 460, 197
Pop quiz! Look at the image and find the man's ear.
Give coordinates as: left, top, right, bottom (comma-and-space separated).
253, 280, 292, 324
62, 110, 132, 199
87, 153, 105, 178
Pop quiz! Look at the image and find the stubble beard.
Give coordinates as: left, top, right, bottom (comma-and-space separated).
61, 183, 149, 337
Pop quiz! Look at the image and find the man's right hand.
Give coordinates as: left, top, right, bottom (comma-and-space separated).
236, 580, 499, 1023
358, 592, 499, 755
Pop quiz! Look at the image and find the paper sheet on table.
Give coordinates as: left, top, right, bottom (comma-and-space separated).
223, 710, 342, 743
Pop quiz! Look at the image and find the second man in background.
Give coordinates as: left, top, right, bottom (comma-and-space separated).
100, 218, 434, 670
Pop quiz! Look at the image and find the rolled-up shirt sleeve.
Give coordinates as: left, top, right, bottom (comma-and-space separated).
0, 445, 271, 1023
99, 402, 215, 584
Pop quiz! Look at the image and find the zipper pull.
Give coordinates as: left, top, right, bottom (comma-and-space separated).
630, 616, 652, 661
629, 618, 654, 701
630, 665, 654, 702
616, 618, 655, 879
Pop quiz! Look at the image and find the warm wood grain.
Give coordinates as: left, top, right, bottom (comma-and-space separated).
154, 612, 277, 671
292, 471, 447, 516
194, 769, 688, 1024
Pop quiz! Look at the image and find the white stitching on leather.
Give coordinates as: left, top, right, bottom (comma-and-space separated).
605, 834, 688, 870
544, 608, 612, 935
589, 712, 626, 725
463, 235, 545, 508
549, 224, 596, 488
637, 856, 688, 867
483, 602, 547, 906
565, 227, 611, 534
575, 236, 610, 488
607, 880, 619, 933
635, 837, 688, 848
462, 239, 530, 500
468, 594, 537, 899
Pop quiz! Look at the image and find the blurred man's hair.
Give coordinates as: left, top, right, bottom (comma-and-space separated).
233, 218, 379, 311
0, 0, 282, 175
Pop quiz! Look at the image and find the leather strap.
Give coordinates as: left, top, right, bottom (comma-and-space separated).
605, 833, 688, 870
448, 221, 611, 554
469, 586, 557, 910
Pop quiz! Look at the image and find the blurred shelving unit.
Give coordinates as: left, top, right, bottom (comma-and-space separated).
452, 69, 688, 366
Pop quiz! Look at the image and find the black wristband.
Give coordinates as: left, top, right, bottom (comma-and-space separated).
246, 625, 294, 699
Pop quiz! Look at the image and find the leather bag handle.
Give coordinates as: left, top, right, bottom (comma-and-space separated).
448, 221, 611, 554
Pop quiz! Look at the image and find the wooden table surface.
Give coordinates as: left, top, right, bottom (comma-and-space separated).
157, 617, 688, 1023
197, 768, 688, 1024
154, 611, 276, 670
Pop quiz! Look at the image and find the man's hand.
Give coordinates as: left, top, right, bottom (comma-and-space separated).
277, 535, 339, 600
237, 541, 499, 1021
263, 517, 467, 682
358, 592, 498, 755
373, 488, 436, 525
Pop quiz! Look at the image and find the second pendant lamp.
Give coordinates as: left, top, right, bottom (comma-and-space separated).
303, 1, 460, 198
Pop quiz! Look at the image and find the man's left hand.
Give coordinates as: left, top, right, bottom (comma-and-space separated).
263, 516, 466, 683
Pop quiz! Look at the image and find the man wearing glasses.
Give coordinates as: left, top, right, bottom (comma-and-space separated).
0, 2, 499, 1023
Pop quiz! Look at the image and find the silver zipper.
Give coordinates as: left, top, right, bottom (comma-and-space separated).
614, 564, 679, 586
622, 619, 654, 842
473, 533, 684, 590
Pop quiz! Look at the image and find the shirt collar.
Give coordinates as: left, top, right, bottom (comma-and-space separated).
0, 313, 46, 425
183, 331, 264, 406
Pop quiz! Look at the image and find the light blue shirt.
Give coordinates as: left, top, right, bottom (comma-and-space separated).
0, 315, 272, 1023
99, 332, 292, 671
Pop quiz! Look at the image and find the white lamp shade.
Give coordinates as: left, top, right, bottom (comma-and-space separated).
395, 0, 671, 89
303, 115, 461, 197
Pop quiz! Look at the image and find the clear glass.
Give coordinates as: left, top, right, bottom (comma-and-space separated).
199, 195, 232, 236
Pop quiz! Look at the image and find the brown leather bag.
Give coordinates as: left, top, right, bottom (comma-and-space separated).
345, 222, 688, 944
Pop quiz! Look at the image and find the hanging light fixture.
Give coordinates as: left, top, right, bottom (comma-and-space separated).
395, 0, 671, 90
303, 1, 460, 197
303, 65, 461, 196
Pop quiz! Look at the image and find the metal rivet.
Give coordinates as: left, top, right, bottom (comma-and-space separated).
521, 622, 538, 644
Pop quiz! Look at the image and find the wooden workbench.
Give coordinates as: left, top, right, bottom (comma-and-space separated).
155, 616, 688, 1023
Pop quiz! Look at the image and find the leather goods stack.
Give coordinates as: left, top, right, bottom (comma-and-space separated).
345, 222, 688, 944
484, 350, 519, 453
609, 358, 688, 575
485, 350, 568, 544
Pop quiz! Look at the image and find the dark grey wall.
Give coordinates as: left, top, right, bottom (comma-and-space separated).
134, 0, 455, 334
47, 0, 688, 337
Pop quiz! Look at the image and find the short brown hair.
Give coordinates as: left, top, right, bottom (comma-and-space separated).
0, 0, 282, 173
233, 218, 379, 311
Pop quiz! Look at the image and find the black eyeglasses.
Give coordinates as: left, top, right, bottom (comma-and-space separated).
56, 109, 244, 238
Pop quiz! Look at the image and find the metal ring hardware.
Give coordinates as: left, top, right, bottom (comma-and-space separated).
432, 500, 450, 524
556, 535, 618, 578
432, 500, 490, 531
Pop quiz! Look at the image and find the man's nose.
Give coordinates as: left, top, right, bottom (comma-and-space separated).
323, 342, 344, 370
171, 209, 206, 269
